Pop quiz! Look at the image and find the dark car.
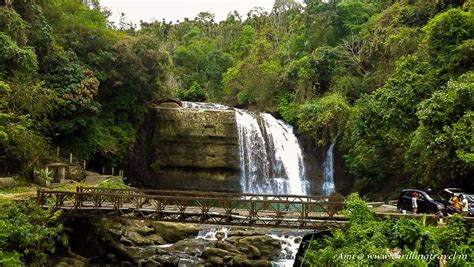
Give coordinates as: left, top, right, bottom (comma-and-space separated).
397, 189, 445, 215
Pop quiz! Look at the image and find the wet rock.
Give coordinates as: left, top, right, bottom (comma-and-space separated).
214, 241, 242, 255
169, 238, 213, 255
152, 254, 181, 266
201, 247, 242, 259
227, 229, 266, 237
122, 230, 165, 246
139, 259, 160, 267
119, 236, 133, 246
121, 220, 156, 236
149, 222, 199, 243
108, 228, 122, 240
232, 256, 272, 267
228, 235, 282, 260
209, 256, 224, 265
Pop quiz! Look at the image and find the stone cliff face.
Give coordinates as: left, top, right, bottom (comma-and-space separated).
127, 105, 241, 192
127, 104, 354, 194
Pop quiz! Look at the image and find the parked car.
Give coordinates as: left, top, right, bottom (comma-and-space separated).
397, 189, 445, 215
440, 188, 464, 204
439, 188, 474, 216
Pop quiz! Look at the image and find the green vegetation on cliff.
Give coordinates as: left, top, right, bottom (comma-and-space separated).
0, 0, 472, 194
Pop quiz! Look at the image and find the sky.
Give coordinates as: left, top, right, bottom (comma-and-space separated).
100, 0, 283, 26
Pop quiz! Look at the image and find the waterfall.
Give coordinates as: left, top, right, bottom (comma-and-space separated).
235, 110, 270, 194
182, 102, 308, 195
181, 101, 230, 110
235, 110, 307, 195
322, 143, 335, 196
260, 114, 306, 195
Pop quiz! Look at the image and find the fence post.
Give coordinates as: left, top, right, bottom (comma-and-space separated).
111, 167, 115, 176
69, 153, 73, 164
56, 147, 60, 156
83, 160, 86, 170
102, 167, 105, 175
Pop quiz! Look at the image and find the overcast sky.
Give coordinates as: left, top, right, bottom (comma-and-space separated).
100, 0, 284, 26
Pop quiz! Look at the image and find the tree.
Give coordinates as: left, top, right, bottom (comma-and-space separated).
407, 72, 474, 190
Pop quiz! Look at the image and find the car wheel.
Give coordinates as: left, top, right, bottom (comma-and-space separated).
397, 205, 402, 213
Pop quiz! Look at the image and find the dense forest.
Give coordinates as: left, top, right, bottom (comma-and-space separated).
0, 0, 472, 195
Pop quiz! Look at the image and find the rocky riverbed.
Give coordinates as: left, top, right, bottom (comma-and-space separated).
53, 218, 309, 266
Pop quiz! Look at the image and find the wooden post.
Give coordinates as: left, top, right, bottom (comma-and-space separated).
102, 167, 105, 174
83, 160, 86, 170
111, 167, 115, 176
56, 147, 60, 156
69, 153, 73, 164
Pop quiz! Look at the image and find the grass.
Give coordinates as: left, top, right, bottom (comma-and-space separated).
0, 179, 36, 194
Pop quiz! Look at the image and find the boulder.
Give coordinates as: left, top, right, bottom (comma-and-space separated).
227, 229, 266, 237
169, 238, 214, 255
232, 256, 272, 267
149, 222, 199, 243
122, 230, 165, 246
201, 247, 242, 259
228, 235, 282, 260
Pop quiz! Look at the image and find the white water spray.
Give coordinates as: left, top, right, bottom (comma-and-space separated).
322, 143, 335, 196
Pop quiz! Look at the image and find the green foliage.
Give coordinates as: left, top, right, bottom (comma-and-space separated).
180, 81, 207, 101
296, 93, 351, 147
96, 176, 128, 189
34, 168, 53, 185
0, 202, 67, 265
0, 32, 38, 78
406, 72, 474, 187
0, 0, 472, 196
304, 194, 473, 266
423, 8, 474, 74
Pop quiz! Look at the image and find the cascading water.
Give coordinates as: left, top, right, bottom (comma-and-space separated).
235, 110, 270, 194
182, 102, 308, 195
322, 143, 335, 196
235, 110, 307, 195
260, 114, 306, 195
181, 101, 230, 110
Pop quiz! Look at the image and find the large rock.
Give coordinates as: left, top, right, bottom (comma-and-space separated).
227, 235, 282, 260
149, 222, 199, 243
128, 106, 241, 192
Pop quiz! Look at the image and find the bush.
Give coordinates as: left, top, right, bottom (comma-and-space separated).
96, 176, 128, 189
304, 193, 473, 266
0, 202, 67, 265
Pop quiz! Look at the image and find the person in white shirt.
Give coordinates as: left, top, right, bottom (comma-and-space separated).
412, 192, 418, 214
460, 194, 469, 215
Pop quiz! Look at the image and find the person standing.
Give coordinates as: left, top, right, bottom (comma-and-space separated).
460, 194, 469, 216
412, 192, 418, 214
451, 194, 462, 213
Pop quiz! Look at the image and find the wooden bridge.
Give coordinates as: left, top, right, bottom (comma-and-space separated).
36, 187, 348, 229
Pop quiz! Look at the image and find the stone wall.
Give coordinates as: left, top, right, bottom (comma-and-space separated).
127, 106, 241, 192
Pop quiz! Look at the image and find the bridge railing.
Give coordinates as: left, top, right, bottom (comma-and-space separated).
37, 189, 347, 229
77, 186, 343, 203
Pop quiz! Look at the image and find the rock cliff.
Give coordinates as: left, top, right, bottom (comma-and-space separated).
127, 105, 241, 192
